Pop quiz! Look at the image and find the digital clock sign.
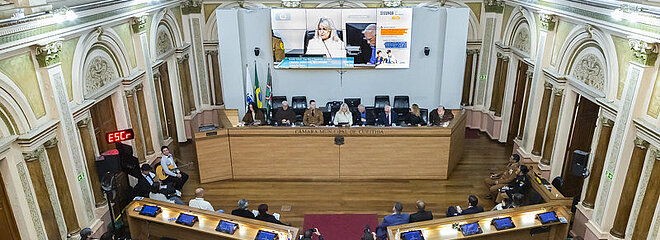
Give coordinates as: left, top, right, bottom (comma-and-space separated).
106, 129, 134, 144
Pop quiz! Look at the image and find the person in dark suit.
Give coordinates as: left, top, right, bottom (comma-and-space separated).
256, 204, 284, 225
409, 200, 433, 223
242, 102, 265, 125
353, 104, 375, 125
231, 199, 255, 219
273, 101, 296, 125
377, 105, 398, 126
429, 105, 454, 126
133, 164, 156, 198
376, 202, 409, 240
460, 195, 484, 215
405, 104, 425, 126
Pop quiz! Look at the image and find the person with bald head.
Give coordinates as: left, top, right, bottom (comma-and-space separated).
273, 100, 296, 125
429, 105, 454, 126
188, 188, 215, 212
409, 200, 433, 223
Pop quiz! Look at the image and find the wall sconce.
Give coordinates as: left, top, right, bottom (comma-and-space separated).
424, 47, 430, 56
254, 47, 261, 56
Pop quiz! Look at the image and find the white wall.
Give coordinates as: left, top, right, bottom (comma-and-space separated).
217, 7, 469, 117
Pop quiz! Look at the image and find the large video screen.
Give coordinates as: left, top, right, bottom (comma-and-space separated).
271, 8, 412, 69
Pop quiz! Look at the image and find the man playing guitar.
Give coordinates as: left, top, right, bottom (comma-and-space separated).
159, 146, 188, 191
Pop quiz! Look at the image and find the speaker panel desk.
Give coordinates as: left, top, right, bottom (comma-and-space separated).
126, 198, 298, 240
387, 202, 571, 240
195, 111, 465, 182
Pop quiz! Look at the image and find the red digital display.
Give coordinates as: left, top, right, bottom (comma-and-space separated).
106, 129, 134, 144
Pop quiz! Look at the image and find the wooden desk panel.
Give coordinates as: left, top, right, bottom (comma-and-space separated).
194, 130, 232, 183
340, 136, 449, 179
387, 203, 570, 240
194, 112, 466, 181
126, 198, 298, 240
229, 134, 340, 180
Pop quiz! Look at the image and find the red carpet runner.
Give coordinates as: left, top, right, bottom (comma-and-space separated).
303, 214, 379, 240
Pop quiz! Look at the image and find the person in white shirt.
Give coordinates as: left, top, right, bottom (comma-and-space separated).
188, 188, 215, 212
305, 17, 345, 58
160, 146, 188, 190
333, 103, 353, 126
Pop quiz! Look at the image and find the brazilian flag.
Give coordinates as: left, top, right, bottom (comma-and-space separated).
254, 61, 262, 108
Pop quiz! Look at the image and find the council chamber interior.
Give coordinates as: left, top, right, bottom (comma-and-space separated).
0, 0, 658, 240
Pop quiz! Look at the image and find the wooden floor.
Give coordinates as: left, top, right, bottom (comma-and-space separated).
176, 130, 511, 229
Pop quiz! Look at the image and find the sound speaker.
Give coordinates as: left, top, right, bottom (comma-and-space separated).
96, 150, 121, 181
571, 150, 589, 176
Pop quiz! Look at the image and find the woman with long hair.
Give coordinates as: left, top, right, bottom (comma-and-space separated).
305, 17, 346, 58
333, 103, 353, 126
405, 104, 425, 126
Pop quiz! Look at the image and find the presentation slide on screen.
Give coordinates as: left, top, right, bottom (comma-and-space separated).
271, 8, 412, 69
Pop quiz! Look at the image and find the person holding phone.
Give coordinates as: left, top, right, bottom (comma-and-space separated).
300, 228, 324, 240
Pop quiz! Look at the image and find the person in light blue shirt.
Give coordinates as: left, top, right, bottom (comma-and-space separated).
376, 202, 410, 239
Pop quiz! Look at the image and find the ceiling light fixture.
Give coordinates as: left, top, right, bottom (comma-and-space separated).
611, 4, 643, 23
53, 7, 77, 23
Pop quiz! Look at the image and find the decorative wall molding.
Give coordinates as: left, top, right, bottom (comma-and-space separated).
539, 13, 557, 31
16, 120, 58, 150
84, 51, 120, 97
182, 0, 202, 14
484, 0, 504, 13
628, 38, 659, 66
569, 53, 605, 92
22, 148, 44, 162
131, 16, 148, 34
634, 119, 660, 149
281, 0, 302, 8
34, 41, 63, 68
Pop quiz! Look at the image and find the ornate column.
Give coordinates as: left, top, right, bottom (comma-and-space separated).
489, 53, 503, 113
631, 151, 660, 239
582, 117, 614, 208
594, 39, 658, 226
136, 84, 154, 155
76, 118, 105, 206
517, 68, 533, 140
494, 55, 509, 116
125, 88, 146, 162
23, 148, 61, 240
33, 40, 94, 222
133, 16, 165, 147
177, 54, 195, 116
152, 71, 169, 139
474, 0, 504, 107
540, 87, 563, 165
531, 82, 553, 156
462, 49, 478, 106
44, 138, 80, 234
182, 0, 210, 106
207, 49, 223, 105
609, 137, 649, 238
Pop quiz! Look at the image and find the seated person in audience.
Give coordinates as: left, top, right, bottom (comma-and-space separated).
458, 195, 484, 215
353, 104, 375, 126
491, 197, 513, 211
160, 146, 188, 191
486, 163, 521, 200
189, 188, 217, 212
256, 204, 284, 225
273, 101, 296, 125
409, 200, 433, 223
446, 206, 460, 217
134, 164, 157, 198
495, 165, 530, 203
405, 104, 425, 126
232, 199, 256, 219
242, 102, 265, 126
149, 182, 184, 205
333, 103, 353, 126
511, 193, 525, 208
428, 105, 454, 126
303, 100, 324, 126
376, 202, 409, 240
301, 228, 325, 240
377, 105, 398, 126
485, 155, 520, 193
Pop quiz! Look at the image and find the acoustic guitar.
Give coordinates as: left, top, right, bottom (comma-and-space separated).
155, 164, 177, 181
